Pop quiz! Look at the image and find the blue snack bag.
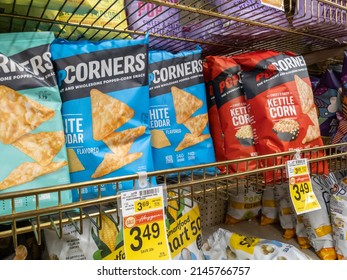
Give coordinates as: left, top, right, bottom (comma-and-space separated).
0, 32, 71, 216
148, 47, 216, 173
51, 35, 155, 200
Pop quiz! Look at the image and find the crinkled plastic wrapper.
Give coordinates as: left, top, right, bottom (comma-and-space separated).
225, 185, 263, 224
302, 174, 337, 260
313, 69, 342, 137
330, 174, 347, 260
203, 62, 226, 174
43, 213, 124, 260
203, 228, 312, 260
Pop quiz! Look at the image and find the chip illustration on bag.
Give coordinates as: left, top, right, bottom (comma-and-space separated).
12, 131, 65, 166
175, 133, 211, 152
0, 161, 68, 191
90, 88, 135, 141
150, 130, 171, 149
67, 148, 85, 173
102, 126, 146, 156
295, 74, 315, 114
171, 86, 203, 124
0, 85, 55, 145
91, 152, 143, 179
183, 114, 209, 136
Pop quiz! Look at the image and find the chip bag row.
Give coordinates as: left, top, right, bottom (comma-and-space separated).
204, 51, 327, 184
0, 31, 217, 213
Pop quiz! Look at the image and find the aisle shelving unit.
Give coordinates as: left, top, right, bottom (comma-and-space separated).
1, 0, 347, 255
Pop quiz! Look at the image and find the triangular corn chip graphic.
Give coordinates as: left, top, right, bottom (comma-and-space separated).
306, 107, 319, 128
12, 131, 65, 166
67, 148, 85, 173
0, 85, 55, 144
183, 113, 208, 136
91, 152, 142, 178
302, 125, 321, 144
0, 161, 68, 191
150, 130, 171, 149
90, 88, 134, 141
294, 75, 314, 114
175, 133, 210, 152
171, 86, 203, 124
102, 126, 146, 156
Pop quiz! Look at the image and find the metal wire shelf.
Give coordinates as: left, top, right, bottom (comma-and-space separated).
0, 142, 346, 246
1, 0, 347, 249
0, 0, 346, 61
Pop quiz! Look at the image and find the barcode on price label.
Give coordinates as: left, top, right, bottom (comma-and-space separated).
121, 186, 164, 216
139, 188, 160, 197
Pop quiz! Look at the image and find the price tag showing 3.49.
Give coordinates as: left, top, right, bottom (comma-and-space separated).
121, 186, 171, 260
286, 158, 321, 215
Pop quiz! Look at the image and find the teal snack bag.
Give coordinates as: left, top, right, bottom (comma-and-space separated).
148, 47, 216, 172
0, 32, 71, 216
50, 35, 155, 201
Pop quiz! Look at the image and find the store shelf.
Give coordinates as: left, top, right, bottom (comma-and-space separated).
0, 143, 346, 248
1, 0, 347, 258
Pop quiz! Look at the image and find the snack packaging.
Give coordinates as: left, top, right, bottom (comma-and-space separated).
203, 61, 226, 173
225, 185, 263, 224
302, 174, 337, 260
43, 213, 123, 260
148, 47, 216, 173
206, 55, 258, 173
233, 50, 327, 183
203, 228, 312, 260
51, 35, 155, 201
0, 32, 71, 216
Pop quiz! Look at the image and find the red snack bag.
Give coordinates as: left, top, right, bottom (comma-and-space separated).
206, 55, 258, 173
233, 50, 327, 182
203, 61, 226, 174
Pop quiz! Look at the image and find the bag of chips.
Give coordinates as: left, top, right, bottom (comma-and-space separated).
51, 35, 156, 201
206, 55, 258, 173
302, 174, 337, 260
0, 32, 71, 216
203, 61, 226, 174
203, 228, 312, 260
148, 47, 216, 173
233, 50, 327, 183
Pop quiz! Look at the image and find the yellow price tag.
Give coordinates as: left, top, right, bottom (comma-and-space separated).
289, 174, 321, 214
121, 186, 171, 260
293, 165, 308, 175
135, 197, 162, 213
123, 209, 170, 260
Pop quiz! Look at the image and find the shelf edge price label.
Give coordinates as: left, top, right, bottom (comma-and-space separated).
286, 158, 321, 215
121, 186, 171, 260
